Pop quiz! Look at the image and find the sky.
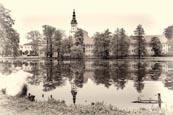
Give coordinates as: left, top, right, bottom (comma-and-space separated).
1, 0, 173, 44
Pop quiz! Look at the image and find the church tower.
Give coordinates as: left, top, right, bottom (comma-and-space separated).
70, 9, 78, 37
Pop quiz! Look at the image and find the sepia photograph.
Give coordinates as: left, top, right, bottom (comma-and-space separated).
0, 0, 173, 115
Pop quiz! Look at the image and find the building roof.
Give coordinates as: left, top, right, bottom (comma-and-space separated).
144, 35, 167, 43
83, 30, 93, 45
130, 35, 168, 44
23, 42, 34, 46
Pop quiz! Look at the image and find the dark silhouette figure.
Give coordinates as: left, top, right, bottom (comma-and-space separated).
157, 93, 161, 108
19, 84, 28, 97
27, 93, 35, 101
50, 94, 53, 99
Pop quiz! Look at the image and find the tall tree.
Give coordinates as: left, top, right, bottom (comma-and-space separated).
110, 28, 130, 58
164, 25, 173, 55
61, 37, 73, 57
149, 37, 162, 56
71, 28, 84, 58
53, 30, 63, 59
133, 25, 147, 58
26, 31, 41, 56
164, 25, 173, 40
93, 29, 111, 59
42, 25, 56, 58
74, 28, 84, 46
0, 4, 19, 57
70, 45, 84, 59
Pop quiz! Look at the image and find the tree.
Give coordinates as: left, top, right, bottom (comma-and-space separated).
133, 25, 147, 58
70, 45, 84, 59
93, 29, 111, 59
74, 28, 84, 46
71, 29, 85, 59
0, 4, 20, 57
164, 25, 173, 40
53, 30, 63, 59
110, 28, 130, 58
42, 25, 56, 58
26, 31, 41, 56
61, 37, 73, 57
149, 37, 162, 56
164, 25, 173, 55
24, 50, 28, 55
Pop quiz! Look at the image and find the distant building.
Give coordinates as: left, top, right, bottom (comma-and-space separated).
129, 35, 168, 56
19, 42, 34, 56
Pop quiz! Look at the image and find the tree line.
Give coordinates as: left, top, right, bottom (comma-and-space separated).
1, 4, 173, 58
25, 26, 84, 59
93, 25, 165, 59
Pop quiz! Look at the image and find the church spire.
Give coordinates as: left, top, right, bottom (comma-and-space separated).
71, 9, 78, 24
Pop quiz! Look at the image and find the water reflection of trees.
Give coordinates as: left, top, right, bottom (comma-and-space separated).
150, 63, 162, 80
110, 61, 130, 90
133, 62, 147, 93
70, 60, 85, 88
2, 59, 173, 93
27, 61, 41, 85
43, 59, 66, 91
0, 61, 12, 75
42, 59, 85, 91
93, 60, 111, 88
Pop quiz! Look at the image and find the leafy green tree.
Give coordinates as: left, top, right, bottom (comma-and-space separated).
93, 29, 111, 59
0, 4, 19, 57
42, 25, 56, 58
149, 37, 162, 56
110, 28, 130, 58
133, 25, 147, 58
26, 31, 41, 56
164, 25, 173, 40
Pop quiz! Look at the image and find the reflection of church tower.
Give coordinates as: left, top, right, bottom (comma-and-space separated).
70, 79, 77, 104
70, 9, 78, 37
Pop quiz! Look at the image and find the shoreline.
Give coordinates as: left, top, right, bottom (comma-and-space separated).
0, 93, 171, 115
0, 56, 173, 61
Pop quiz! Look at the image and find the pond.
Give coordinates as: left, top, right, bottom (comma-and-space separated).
0, 59, 173, 111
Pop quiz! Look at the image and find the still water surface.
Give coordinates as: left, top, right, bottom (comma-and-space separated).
0, 59, 173, 110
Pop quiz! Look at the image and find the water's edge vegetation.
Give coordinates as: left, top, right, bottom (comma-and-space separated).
0, 93, 170, 115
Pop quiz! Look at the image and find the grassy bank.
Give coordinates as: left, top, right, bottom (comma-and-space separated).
0, 94, 171, 115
